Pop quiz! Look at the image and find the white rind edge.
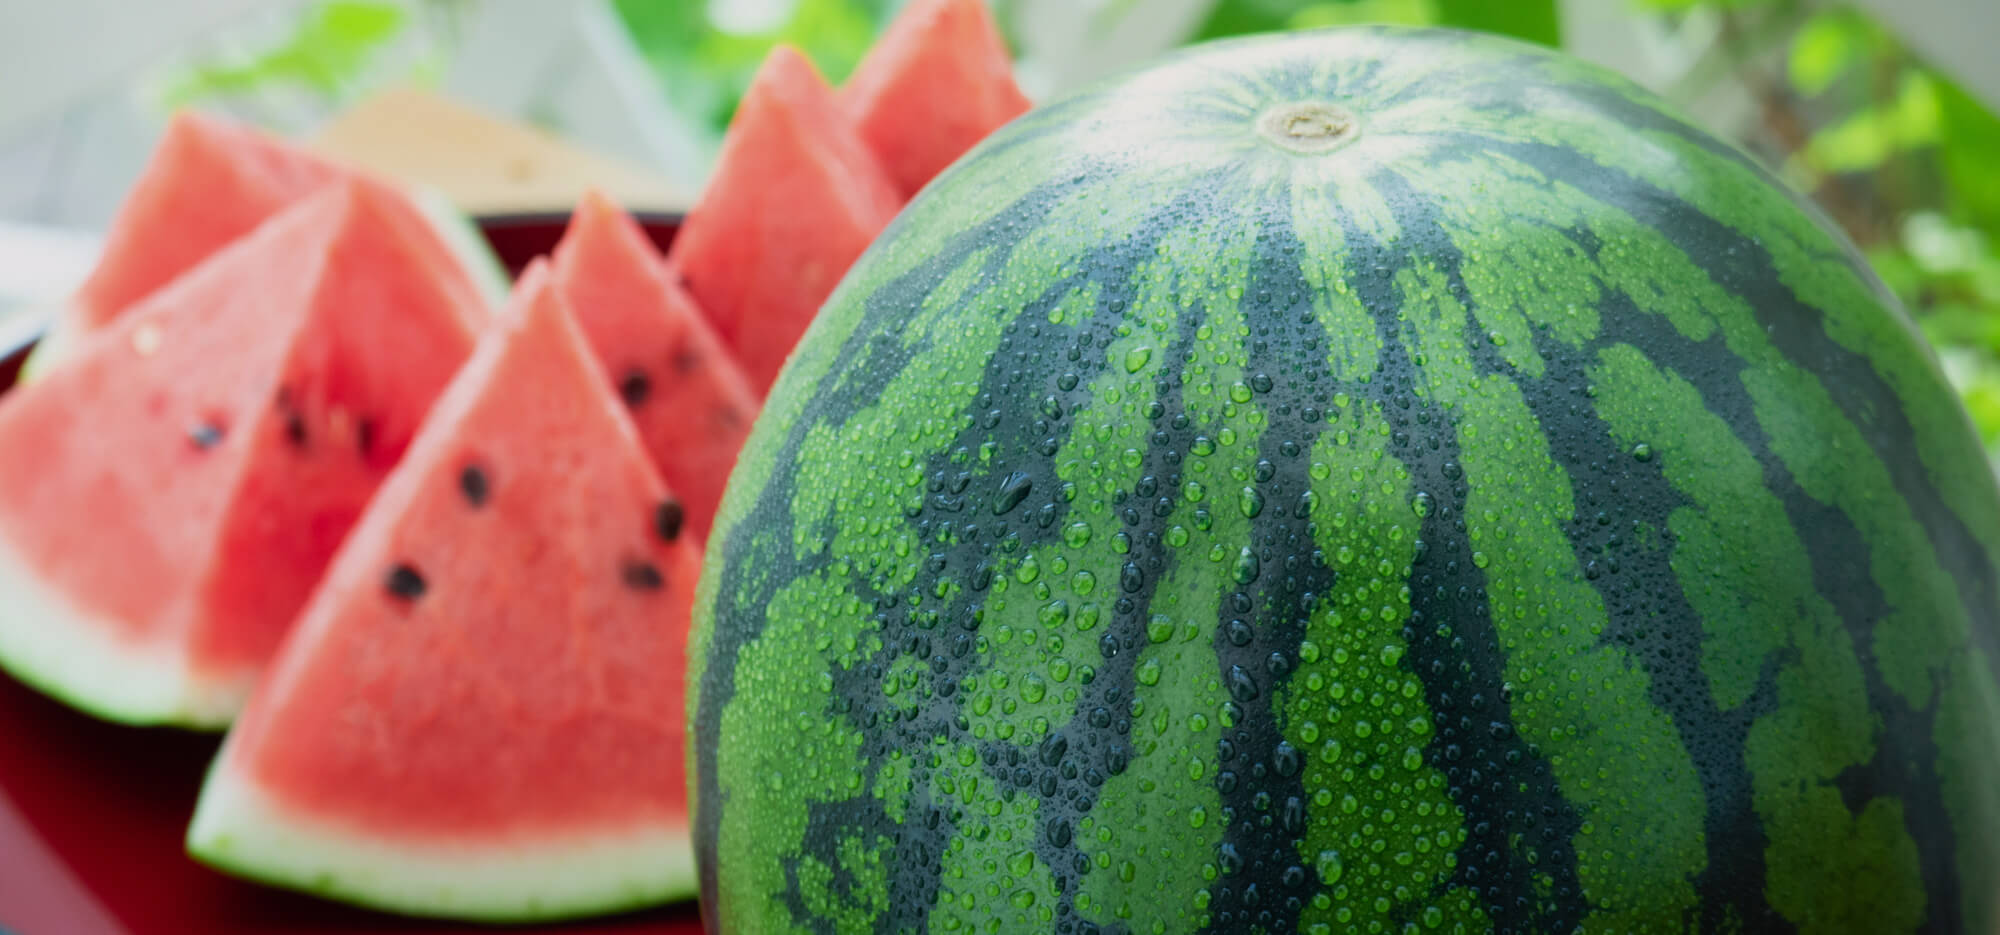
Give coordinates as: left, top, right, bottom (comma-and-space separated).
187, 753, 698, 922
0, 528, 247, 727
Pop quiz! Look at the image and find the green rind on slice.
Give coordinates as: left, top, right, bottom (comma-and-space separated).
186, 756, 697, 923
14, 305, 72, 385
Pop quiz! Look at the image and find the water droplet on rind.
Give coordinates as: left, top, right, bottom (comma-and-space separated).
992, 471, 1033, 515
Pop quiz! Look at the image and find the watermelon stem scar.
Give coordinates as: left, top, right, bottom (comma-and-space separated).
1257, 101, 1360, 154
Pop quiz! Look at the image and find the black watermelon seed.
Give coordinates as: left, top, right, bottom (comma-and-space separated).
655, 500, 685, 542
283, 413, 307, 447
385, 563, 426, 600
623, 560, 664, 591
356, 418, 377, 455
619, 370, 652, 406
187, 421, 225, 450
459, 465, 489, 507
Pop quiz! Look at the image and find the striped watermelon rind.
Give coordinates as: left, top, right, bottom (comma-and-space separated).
690, 26, 2000, 934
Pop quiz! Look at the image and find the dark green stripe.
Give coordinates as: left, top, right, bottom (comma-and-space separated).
1334, 175, 1592, 932
1484, 133, 1969, 930
1184, 210, 1335, 934
693, 177, 1071, 920
832, 194, 1219, 933
1532, 280, 1780, 930
1467, 89, 2000, 676
1052, 305, 1209, 935
742, 171, 1245, 932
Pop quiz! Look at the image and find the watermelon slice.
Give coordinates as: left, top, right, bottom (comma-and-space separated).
75, 112, 343, 331
667, 45, 901, 392
0, 181, 481, 727
25, 112, 507, 380
841, 0, 1031, 198
550, 190, 758, 541
188, 261, 701, 921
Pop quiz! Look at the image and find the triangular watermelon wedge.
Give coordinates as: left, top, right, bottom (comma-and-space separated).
0, 181, 481, 727
188, 261, 701, 921
25, 112, 508, 379
667, 45, 901, 392
551, 190, 758, 542
76, 112, 344, 331
841, 0, 1031, 198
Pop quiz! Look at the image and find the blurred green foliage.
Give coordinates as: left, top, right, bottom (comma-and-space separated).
159, 0, 415, 111
1749, 4, 2000, 454
612, 0, 896, 135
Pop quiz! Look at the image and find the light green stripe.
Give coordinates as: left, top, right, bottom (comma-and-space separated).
1589, 344, 1922, 933
1071, 211, 1267, 933
1638, 120, 2000, 581
712, 569, 883, 934
1400, 153, 1609, 371
1286, 398, 1484, 934
788, 248, 1003, 558
930, 754, 1062, 931
708, 240, 1036, 934
1288, 174, 1386, 382
1394, 261, 1706, 933
1744, 365, 1968, 707
1441, 77, 2000, 593
1747, 363, 2000, 928
1935, 649, 2000, 935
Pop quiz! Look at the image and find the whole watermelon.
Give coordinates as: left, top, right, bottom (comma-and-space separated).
689, 26, 2000, 935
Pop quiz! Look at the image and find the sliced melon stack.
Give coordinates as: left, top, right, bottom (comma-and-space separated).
188, 263, 701, 920
0, 182, 483, 726
0, 0, 1032, 922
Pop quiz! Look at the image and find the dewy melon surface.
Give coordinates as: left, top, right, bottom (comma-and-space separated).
189, 262, 701, 921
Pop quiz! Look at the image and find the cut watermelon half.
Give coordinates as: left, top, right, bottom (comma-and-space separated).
551, 190, 758, 542
0, 181, 481, 727
24, 112, 507, 380
667, 45, 901, 392
188, 261, 701, 921
841, 0, 1031, 198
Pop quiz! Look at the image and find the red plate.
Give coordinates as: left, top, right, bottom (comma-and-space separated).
0, 214, 706, 935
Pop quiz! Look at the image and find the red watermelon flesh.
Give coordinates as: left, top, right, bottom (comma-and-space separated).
30, 116, 500, 380
0, 181, 480, 727
551, 191, 758, 542
188, 261, 701, 922
70, 112, 343, 333
667, 45, 901, 392
841, 0, 1030, 198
